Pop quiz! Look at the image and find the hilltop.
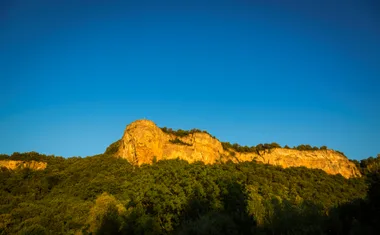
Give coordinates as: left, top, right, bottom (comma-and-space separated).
111, 119, 360, 178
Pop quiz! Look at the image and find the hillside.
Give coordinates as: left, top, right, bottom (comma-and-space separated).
0, 122, 378, 234
115, 119, 360, 178
0, 152, 375, 235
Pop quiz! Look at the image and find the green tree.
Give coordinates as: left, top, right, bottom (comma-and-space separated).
83, 192, 125, 235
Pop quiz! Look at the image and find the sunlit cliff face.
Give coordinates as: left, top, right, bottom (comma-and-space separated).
0, 160, 47, 170
117, 119, 361, 178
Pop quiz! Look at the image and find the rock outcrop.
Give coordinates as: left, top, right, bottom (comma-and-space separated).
116, 119, 361, 178
233, 149, 360, 178
0, 160, 47, 170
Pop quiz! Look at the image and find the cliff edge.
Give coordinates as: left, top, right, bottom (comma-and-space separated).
116, 119, 361, 178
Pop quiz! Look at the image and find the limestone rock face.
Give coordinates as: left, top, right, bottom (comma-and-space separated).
118, 119, 165, 165
235, 149, 361, 178
162, 132, 224, 164
117, 120, 224, 165
0, 160, 47, 170
116, 119, 361, 178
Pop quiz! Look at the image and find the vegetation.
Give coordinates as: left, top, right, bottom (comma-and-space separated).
169, 138, 193, 146
354, 154, 380, 175
104, 139, 121, 155
221, 142, 332, 154
221, 142, 281, 154
293, 144, 317, 151
0, 151, 379, 234
160, 127, 216, 139
160, 127, 343, 156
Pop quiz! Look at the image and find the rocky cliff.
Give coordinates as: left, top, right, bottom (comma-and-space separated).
0, 160, 47, 170
116, 119, 361, 178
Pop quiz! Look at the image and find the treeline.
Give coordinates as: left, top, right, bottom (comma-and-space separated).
350, 154, 380, 175
221, 142, 280, 153
159, 127, 348, 156
160, 127, 216, 138
221, 142, 330, 153
0, 151, 67, 163
1, 151, 378, 234
104, 139, 121, 155
290, 144, 328, 151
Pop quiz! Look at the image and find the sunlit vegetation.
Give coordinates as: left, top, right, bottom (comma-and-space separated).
0, 151, 379, 234
221, 142, 333, 155
160, 127, 341, 157
221, 142, 281, 154
104, 139, 121, 155
169, 138, 193, 146
160, 127, 216, 139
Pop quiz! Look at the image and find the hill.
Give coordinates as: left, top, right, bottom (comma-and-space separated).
0, 122, 379, 234
113, 119, 360, 178
1, 152, 377, 235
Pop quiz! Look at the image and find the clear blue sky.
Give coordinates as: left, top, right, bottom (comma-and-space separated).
1, 0, 379, 160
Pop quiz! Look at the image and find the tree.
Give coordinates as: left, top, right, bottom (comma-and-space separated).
84, 192, 125, 235
270, 142, 281, 149
104, 140, 121, 155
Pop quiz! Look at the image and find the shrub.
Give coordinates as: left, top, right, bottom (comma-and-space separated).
169, 138, 192, 146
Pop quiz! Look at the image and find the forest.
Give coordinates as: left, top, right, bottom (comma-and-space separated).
0, 151, 379, 235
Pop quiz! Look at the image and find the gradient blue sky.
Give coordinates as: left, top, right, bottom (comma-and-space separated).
1, 0, 379, 160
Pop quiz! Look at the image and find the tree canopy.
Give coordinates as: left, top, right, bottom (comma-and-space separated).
0, 151, 378, 234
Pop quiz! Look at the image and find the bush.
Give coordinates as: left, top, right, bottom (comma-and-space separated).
169, 138, 192, 146
161, 127, 216, 139
104, 140, 121, 155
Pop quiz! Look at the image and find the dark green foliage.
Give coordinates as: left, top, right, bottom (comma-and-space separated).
4, 151, 62, 162
161, 127, 216, 139
325, 170, 380, 235
292, 145, 317, 151
0, 154, 9, 160
0, 152, 376, 234
320, 146, 328, 150
270, 142, 281, 148
336, 150, 347, 157
221, 142, 336, 154
19, 224, 47, 235
104, 139, 121, 155
358, 155, 380, 174
169, 138, 193, 146
221, 142, 281, 154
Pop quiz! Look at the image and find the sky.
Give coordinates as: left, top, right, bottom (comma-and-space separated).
1, 0, 379, 160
